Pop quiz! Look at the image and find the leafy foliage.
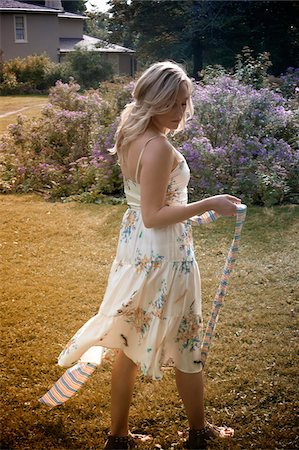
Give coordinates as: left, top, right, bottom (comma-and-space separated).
84, 11, 110, 41
106, 0, 299, 76
174, 76, 298, 206
200, 48, 274, 92
0, 80, 121, 200
0, 69, 298, 206
0, 50, 114, 94
234, 47, 273, 89
0, 54, 68, 95
63, 49, 114, 90
61, 0, 86, 13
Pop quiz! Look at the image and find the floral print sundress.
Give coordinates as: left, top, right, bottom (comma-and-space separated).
58, 144, 203, 380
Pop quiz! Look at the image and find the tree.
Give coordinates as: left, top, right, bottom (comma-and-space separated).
61, 0, 86, 14
107, 0, 299, 76
231, 1, 299, 75
107, 1, 239, 76
201, 1, 299, 74
107, 0, 136, 49
65, 49, 113, 89
84, 11, 110, 41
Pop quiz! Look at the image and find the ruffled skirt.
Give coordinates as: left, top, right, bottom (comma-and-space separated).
58, 208, 203, 380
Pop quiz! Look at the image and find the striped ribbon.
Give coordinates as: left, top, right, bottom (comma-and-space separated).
200, 204, 247, 365
39, 205, 246, 407
39, 362, 98, 408
193, 209, 220, 225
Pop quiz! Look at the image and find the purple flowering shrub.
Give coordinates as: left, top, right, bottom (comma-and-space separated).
1, 73, 298, 205
278, 67, 299, 99
0, 80, 121, 199
66, 122, 122, 200
99, 78, 134, 116
172, 76, 299, 206
190, 76, 296, 147
180, 131, 298, 206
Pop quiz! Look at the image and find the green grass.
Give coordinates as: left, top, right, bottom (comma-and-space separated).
0, 96, 48, 134
1, 194, 298, 449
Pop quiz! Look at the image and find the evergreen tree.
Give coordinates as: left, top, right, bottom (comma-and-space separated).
84, 11, 110, 40
61, 0, 86, 14
107, 0, 299, 76
107, 0, 136, 49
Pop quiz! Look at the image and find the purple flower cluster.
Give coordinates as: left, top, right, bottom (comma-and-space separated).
1, 74, 298, 205
190, 76, 292, 148
180, 131, 298, 206
175, 76, 298, 205
0, 79, 122, 199
279, 67, 299, 98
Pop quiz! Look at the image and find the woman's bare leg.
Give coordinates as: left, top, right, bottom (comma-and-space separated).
175, 368, 205, 429
110, 351, 138, 436
175, 368, 234, 440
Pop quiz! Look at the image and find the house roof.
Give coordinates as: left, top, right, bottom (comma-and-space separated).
58, 11, 87, 20
0, 1, 135, 55
60, 35, 135, 54
0, 0, 86, 18
0, 0, 58, 13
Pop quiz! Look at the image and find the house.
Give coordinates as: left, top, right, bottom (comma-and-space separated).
0, 0, 136, 76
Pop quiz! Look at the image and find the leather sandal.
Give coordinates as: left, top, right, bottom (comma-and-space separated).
103, 434, 130, 450
185, 422, 234, 449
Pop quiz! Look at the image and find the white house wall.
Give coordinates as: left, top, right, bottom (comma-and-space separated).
119, 53, 134, 76
106, 53, 119, 74
0, 12, 59, 62
58, 17, 83, 39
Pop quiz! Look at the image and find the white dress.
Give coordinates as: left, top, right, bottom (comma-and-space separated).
58, 139, 203, 380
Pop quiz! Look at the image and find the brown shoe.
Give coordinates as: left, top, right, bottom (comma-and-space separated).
103, 434, 129, 450
186, 422, 234, 449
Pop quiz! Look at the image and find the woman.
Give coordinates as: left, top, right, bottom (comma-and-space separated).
55, 61, 239, 449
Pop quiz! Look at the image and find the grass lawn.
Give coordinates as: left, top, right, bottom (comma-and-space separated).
1, 194, 298, 450
0, 96, 48, 135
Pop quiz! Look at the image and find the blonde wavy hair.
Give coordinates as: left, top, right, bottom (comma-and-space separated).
111, 61, 194, 164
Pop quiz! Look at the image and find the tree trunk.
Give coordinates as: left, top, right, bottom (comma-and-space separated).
192, 37, 203, 80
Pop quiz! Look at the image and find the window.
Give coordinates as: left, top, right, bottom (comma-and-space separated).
14, 15, 27, 42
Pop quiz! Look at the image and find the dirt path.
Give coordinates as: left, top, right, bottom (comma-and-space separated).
0, 104, 46, 118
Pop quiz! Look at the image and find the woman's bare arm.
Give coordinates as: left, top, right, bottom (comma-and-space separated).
140, 138, 240, 229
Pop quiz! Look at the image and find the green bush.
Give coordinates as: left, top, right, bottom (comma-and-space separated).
0, 50, 114, 94
200, 46, 273, 90
234, 46, 273, 89
0, 54, 59, 94
64, 48, 113, 89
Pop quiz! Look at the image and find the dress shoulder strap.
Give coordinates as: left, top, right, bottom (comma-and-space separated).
135, 134, 165, 183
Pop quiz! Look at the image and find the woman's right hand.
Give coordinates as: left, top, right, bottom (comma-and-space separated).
207, 194, 241, 217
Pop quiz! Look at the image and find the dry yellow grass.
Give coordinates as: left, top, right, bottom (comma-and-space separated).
0, 96, 48, 134
1, 194, 298, 450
